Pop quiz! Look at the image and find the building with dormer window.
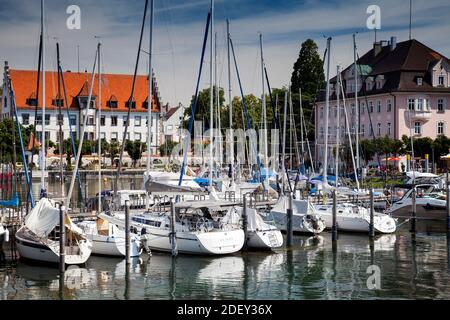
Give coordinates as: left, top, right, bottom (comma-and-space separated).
315, 38, 450, 166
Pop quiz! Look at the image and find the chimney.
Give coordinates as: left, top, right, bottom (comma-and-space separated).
373, 42, 382, 57
390, 36, 397, 51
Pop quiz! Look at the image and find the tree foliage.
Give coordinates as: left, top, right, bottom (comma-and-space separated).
125, 140, 146, 167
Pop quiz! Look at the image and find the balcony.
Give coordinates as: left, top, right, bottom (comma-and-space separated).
407, 110, 432, 121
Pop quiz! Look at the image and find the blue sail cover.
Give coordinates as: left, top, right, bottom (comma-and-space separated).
0, 193, 20, 208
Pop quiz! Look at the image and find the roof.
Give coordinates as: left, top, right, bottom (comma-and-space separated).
318, 39, 450, 102
8, 69, 162, 113
163, 107, 180, 120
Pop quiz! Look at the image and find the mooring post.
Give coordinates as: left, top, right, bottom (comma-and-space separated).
242, 195, 248, 251
59, 202, 65, 273
369, 188, 375, 239
410, 186, 417, 233
125, 200, 130, 264
287, 192, 294, 247
170, 198, 178, 257
446, 172, 450, 230
332, 190, 338, 242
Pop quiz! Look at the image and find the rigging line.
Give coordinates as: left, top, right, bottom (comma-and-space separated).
356, 52, 382, 170
178, 11, 211, 189
230, 37, 264, 187
114, 0, 149, 195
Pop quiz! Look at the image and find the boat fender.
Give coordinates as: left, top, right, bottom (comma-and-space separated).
4, 227, 8, 242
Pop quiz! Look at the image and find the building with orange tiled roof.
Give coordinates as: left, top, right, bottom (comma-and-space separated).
2, 62, 163, 155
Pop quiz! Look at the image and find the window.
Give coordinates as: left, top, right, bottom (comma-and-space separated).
414, 122, 422, 135
36, 115, 42, 125
408, 98, 415, 111
69, 115, 77, 126
351, 103, 355, 115
57, 114, 64, 125
45, 131, 50, 141
126, 101, 136, 109
387, 99, 392, 112
123, 116, 129, 126
22, 114, 29, 125
361, 103, 365, 114
361, 124, 365, 137
87, 116, 95, 126
377, 123, 382, 136
111, 132, 118, 141
438, 122, 445, 135
417, 77, 423, 86
36, 131, 42, 141
320, 127, 324, 138
135, 116, 141, 127
334, 107, 338, 117
111, 116, 118, 127
100, 132, 106, 140
417, 99, 423, 111
27, 98, 38, 106
45, 115, 50, 125
320, 106, 324, 119
438, 99, 444, 112
369, 101, 374, 113
107, 100, 118, 108
351, 125, 355, 134
135, 133, 142, 141
387, 123, 392, 135
377, 101, 381, 113
439, 76, 445, 86
100, 116, 106, 126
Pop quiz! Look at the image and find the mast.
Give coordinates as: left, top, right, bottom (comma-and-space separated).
147, 0, 154, 181
40, 0, 46, 197
215, 31, 222, 170
323, 37, 332, 186
282, 91, 288, 194
209, 0, 214, 188
335, 65, 340, 188
97, 41, 102, 213
56, 43, 65, 198
260, 33, 268, 183
227, 19, 234, 184
353, 33, 360, 178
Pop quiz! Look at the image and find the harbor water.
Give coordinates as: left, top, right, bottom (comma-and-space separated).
2, 178, 450, 300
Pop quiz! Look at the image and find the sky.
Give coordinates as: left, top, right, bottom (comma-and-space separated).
1, 0, 449, 107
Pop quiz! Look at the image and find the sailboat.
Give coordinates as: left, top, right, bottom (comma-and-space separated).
14, 0, 93, 265
16, 198, 92, 264
316, 39, 396, 234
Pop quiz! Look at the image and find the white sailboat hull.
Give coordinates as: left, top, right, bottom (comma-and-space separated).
16, 228, 92, 265
246, 230, 283, 249
144, 228, 245, 255
271, 210, 326, 235
88, 234, 141, 257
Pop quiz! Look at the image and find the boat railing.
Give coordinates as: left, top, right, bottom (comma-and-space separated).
224, 191, 236, 202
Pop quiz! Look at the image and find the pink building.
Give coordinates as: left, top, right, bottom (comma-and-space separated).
315, 38, 450, 168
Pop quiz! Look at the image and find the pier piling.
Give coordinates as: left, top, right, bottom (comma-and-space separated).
242, 195, 248, 251
286, 192, 294, 247
332, 190, 338, 242
410, 186, 417, 233
446, 172, 450, 230
170, 198, 178, 257
125, 200, 130, 264
59, 203, 65, 273
369, 189, 375, 239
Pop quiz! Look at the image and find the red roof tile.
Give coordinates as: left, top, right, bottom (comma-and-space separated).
9, 69, 161, 113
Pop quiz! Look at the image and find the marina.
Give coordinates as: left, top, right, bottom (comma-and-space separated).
0, 0, 450, 303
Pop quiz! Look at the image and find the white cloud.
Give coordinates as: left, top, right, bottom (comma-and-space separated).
1, 0, 449, 108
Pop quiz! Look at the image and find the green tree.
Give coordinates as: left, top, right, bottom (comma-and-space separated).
0, 118, 33, 165
183, 86, 226, 129
108, 141, 120, 168
125, 140, 146, 167
159, 140, 179, 160
360, 139, 376, 165
290, 39, 325, 141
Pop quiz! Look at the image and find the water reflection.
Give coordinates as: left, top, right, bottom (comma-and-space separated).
2, 231, 450, 300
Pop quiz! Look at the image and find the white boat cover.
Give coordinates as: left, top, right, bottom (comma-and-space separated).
25, 198, 84, 238
246, 208, 267, 232
25, 198, 60, 238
